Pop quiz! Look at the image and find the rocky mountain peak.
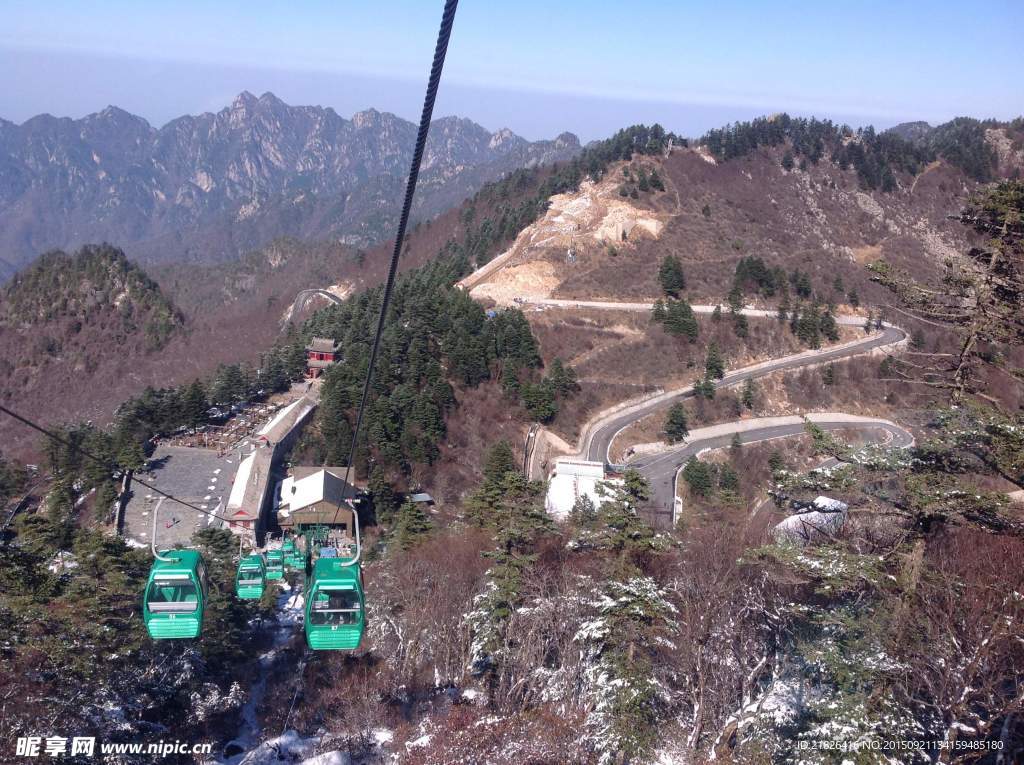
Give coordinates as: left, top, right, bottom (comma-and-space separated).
553, 131, 581, 149
351, 107, 385, 130
0, 94, 582, 278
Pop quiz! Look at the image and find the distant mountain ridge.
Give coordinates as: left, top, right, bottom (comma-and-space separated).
0, 91, 581, 279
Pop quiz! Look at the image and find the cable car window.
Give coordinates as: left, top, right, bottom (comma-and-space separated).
238, 565, 262, 584
309, 589, 360, 625
147, 579, 199, 612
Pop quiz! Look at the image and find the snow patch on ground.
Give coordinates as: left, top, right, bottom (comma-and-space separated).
48, 551, 78, 573
229, 581, 305, 760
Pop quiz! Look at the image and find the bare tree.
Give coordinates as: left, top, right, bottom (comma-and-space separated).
895, 530, 1024, 761
870, 181, 1024, 405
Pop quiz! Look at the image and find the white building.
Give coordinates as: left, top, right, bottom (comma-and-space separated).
545, 458, 612, 520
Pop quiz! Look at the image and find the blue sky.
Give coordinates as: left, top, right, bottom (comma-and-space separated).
2, 0, 1022, 141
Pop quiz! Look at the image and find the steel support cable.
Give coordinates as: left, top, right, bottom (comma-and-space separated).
330, 0, 459, 526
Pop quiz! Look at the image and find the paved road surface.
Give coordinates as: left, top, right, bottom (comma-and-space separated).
584, 324, 906, 464
524, 297, 876, 321
122, 444, 232, 547
520, 302, 911, 526
625, 415, 914, 527
283, 288, 346, 326
512, 297, 908, 526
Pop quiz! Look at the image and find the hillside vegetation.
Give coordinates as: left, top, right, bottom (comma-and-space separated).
0, 243, 182, 348
2, 118, 1024, 763
701, 113, 1023, 188
298, 255, 577, 496
0, 245, 186, 431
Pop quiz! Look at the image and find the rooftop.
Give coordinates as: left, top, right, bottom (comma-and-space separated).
306, 337, 337, 353
279, 468, 358, 516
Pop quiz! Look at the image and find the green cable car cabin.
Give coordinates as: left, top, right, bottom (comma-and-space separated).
235, 554, 267, 599
282, 538, 302, 570
142, 549, 207, 640
265, 548, 284, 580
305, 556, 365, 650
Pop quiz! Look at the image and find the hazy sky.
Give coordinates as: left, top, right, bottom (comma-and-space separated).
2, 0, 1022, 141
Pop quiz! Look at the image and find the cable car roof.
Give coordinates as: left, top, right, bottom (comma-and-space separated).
311, 556, 360, 581
150, 549, 202, 573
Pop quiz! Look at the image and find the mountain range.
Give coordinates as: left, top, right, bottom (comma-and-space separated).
0, 91, 580, 279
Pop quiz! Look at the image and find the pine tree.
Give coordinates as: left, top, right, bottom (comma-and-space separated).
881, 165, 897, 192
483, 440, 518, 486
718, 463, 740, 493
732, 312, 749, 338
546, 358, 579, 397
682, 458, 715, 498
819, 308, 840, 342
466, 440, 523, 527
468, 472, 555, 676
823, 364, 836, 385
663, 403, 689, 444
393, 498, 433, 550
663, 299, 699, 341
637, 167, 650, 192
568, 494, 597, 526
592, 470, 656, 559
521, 381, 558, 423
790, 270, 812, 298
781, 150, 795, 171
711, 304, 722, 322
727, 284, 744, 313
741, 378, 756, 409
652, 299, 667, 323
182, 380, 208, 428
796, 307, 822, 348
658, 255, 686, 297
705, 343, 726, 379
368, 466, 399, 525
115, 438, 147, 472
693, 377, 716, 400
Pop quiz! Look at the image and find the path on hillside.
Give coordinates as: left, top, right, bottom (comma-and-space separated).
623, 414, 914, 527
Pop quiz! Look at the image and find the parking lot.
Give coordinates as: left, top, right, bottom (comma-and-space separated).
122, 444, 240, 548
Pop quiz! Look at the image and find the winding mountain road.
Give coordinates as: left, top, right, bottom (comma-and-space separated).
525, 299, 909, 525
583, 320, 906, 464
627, 414, 914, 527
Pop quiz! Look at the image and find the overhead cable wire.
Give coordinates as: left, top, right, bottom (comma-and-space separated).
331, 0, 459, 525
